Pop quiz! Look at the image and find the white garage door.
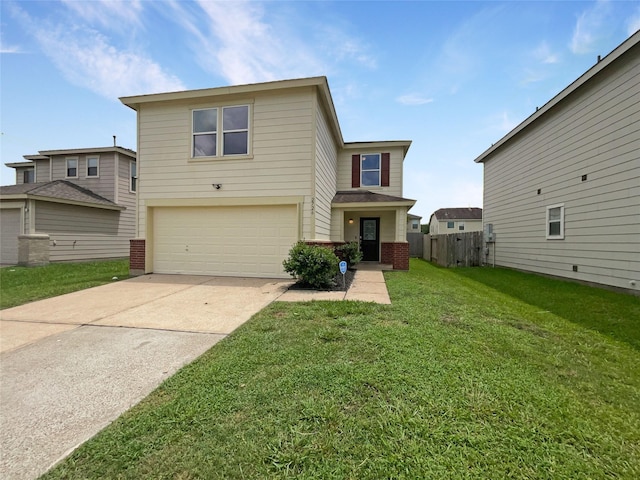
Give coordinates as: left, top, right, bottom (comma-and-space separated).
0, 209, 21, 265
153, 205, 298, 278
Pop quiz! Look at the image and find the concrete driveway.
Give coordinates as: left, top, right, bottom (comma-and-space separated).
0, 274, 292, 480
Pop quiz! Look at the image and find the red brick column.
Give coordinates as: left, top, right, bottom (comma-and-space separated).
381, 242, 409, 270
129, 239, 146, 276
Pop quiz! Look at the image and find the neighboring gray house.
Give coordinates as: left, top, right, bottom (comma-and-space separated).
474, 31, 639, 294
407, 213, 422, 233
0, 146, 137, 265
428, 208, 483, 235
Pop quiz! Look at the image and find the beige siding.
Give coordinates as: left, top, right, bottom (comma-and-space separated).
116, 155, 137, 240
34, 202, 129, 261
336, 148, 404, 197
434, 219, 482, 233
313, 99, 338, 240
136, 88, 316, 237
483, 47, 640, 291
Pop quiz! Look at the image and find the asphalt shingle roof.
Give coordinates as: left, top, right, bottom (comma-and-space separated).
433, 207, 482, 221
332, 190, 415, 204
0, 180, 120, 208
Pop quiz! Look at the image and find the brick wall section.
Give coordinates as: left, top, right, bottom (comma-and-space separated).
381, 242, 410, 270
129, 239, 146, 276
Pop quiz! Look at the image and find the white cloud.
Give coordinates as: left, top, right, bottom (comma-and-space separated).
570, 0, 612, 54
0, 43, 22, 54
627, 7, 640, 36
396, 94, 434, 106
532, 41, 559, 64
166, 0, 375, 85
61, 0, 144, 30
10, 4, 184, 99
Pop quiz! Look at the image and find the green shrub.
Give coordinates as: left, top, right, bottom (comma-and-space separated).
335, 241, 363, 268
283, 241, 340, 289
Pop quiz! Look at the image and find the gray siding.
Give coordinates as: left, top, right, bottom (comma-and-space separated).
34, 201, 129, 261
34, 159, 51, 182
50, 153, 117, 202
483, 45, 640, 291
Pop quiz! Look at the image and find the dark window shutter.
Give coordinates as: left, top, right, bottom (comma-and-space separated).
352, 154, 360, 188
381, 152, 390, 187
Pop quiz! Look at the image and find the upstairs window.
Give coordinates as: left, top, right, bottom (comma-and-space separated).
192, 105, 249, 158
546, 204, 565, 239
447, 221, 454, 229
193, 108, 217, 157
130, 161, 137, 192
223, 106, 249, 155
411, 220, 419, 230
66, 158, 78, 178
458, 222, 465, 231
87, 156, 99, 177
351, 152, 390, 188
361, 154, 381, 187
23, 169, 35, 183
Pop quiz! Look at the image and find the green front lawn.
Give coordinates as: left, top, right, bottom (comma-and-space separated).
0, 260, 129, 309
42, 259, 640, 479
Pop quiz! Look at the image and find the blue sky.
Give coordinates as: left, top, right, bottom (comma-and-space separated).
1, 0, 638, 220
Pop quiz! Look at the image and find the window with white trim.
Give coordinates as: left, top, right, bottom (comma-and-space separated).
447, 221, 454, 229
411, 220, 419, 230
458, 222, 465, 231
192, 105, 249, 158
130, 161, 137, 192
87, 156, 99, 177
66, 158, 78, 178
546, 204, 564, 239
361, 153, 380, 187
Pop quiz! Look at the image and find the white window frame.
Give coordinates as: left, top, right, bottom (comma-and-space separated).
66, 157, 78, 178
447, 221, 454, 229
458, 222, 465, 231
192, 105, 250, 158
130, 161, 137, 193
86, 156, 99, 178
411, 220, 419, 230
222, 105, 249, 156
361, 153, 381, 187
546, 204, 565, 239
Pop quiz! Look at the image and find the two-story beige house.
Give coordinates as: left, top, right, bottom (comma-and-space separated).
120, 76, 416, 278
0, 146, 137, 265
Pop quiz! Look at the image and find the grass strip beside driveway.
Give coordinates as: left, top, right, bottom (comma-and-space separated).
0, 260, 129, 309
41, 259, 640, 479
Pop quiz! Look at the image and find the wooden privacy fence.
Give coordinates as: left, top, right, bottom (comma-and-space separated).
423, 231, 483, 267
407, 232, 424, 257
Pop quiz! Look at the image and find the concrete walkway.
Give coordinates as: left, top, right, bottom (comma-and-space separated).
277, 263, 392, 304
0, 266, 391, 479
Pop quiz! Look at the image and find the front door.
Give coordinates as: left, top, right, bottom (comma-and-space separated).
360, 217, 380, 261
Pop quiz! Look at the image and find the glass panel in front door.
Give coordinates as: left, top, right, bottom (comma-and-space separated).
363, 219, 377, 240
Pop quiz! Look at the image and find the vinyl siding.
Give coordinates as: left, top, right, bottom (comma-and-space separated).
336, 148, 403, 196
50, 153, 117, 202
313, 98, 338, 240
35, 202, 129, 261
136, 88, 316, 237
483, 45, 640, 291
117, 155, 137, 239
35, 159, 51, 182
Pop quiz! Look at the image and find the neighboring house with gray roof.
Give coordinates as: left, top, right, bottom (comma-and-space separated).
474, 31, 639, 294
0, 146, 136, 265
429, 207, 483, 235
